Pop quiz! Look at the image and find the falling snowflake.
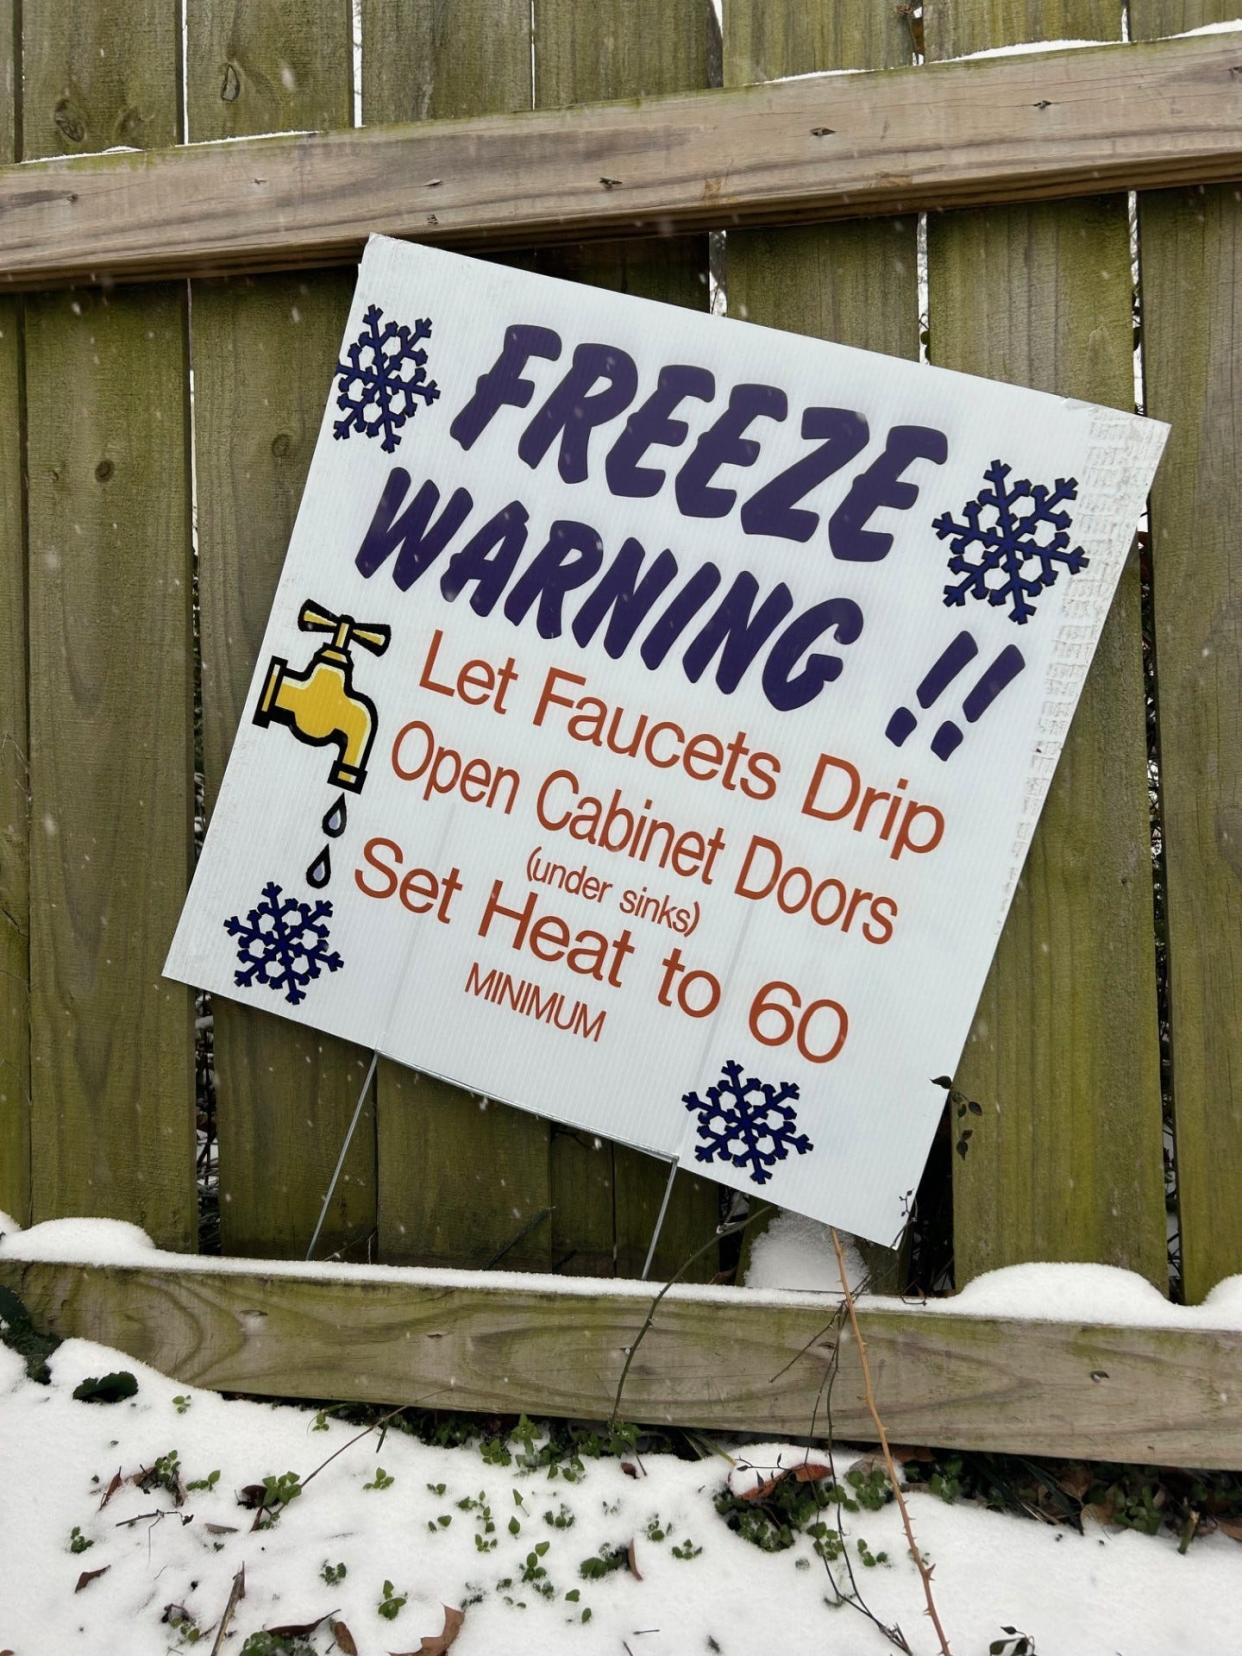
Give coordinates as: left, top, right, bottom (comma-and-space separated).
223, 881, 344, 1006
934, 460, 1088, 625
333, 303, 440, 453
682, 1060, 813, 1186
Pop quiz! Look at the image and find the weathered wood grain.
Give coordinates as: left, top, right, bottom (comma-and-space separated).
928, 0, 1118, 40
1134, 0, 1242, 1304
0, 296, 25, 1226
612, 1156, 720, 1283
534, 0, 722, 1282
186, 0, 354, 142
362, 0, 553, 1274
3, 35, 1242, 288
188, 2, 376, 1262
22, 0, 196, 1248
725, 0, 916, 1296
21, 0, 176, 158
549, 1122, 619, 1278
378, 1077, 551, 1273
0, 0, 13, 165
0, 0, 28, 1223
361, 0, 532, 125
4, 1251, 1242, 1465
926, 0, 1166, 1287
1133, 0, 1223, 26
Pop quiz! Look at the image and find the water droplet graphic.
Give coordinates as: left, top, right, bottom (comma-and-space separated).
322, 794, 347, 838
306, 846, 331, 888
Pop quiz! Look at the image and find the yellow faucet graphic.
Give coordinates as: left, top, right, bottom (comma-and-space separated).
253, 601, 391, 793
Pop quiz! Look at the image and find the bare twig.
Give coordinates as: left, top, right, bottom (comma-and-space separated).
113, 1508, 185, 1529
299, 1404, 410, 1493
766, 1314, 844, 1386
299, 1388, 453, 1493
609, 1201, 911, 1652
811, 1309, 913, 1652
484, 1205, 552, 1269
209, 1565, 245, 1656
608, 1204, 771, 1428
249, 1392, 450, 1530
830, 1225, 952, 1656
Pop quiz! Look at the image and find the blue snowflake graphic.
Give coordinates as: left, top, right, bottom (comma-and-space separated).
683, 1060, 813, 1186
934, 461, 1088, 625
224, 881, 344, 1006
333, 303, 440, 453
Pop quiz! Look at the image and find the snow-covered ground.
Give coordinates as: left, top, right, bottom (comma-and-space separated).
0, 1329, 1237, 1656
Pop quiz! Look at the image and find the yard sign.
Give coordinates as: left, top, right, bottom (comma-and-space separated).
166, 236, 1167, 1246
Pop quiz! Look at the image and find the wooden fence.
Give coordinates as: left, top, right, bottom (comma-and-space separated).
1, 0, 1241, 1465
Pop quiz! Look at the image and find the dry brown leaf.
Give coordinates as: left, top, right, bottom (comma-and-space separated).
791, 1461, 833, 1483
620, 1461, 639, 1479
1082, 1501, 1117, 1527
75, 1566, 111, 1593
390, 1602, 465, 1655
889, 1445, 934, 1465
1216, 1517, 1242, 1543
739, 1471, 788, 1502
627, 1537, 643, 1580
330, 1617, 359, 1655
1057, 1466, 1092, 1502
204, 1523, 239, 1536
99, 1468, 124, 1511
266, 1614, 330, 1638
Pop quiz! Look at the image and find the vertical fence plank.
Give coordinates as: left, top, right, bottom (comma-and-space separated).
0, 4, 11, 189
533, 0, 722, 1281
22, 0, 196, 1248
725, 0, 916, 1294
362, 0, 531, 124
924, 0, 1166, 1286
187, 3, 375, 1261
22, 0, 173, 153
187, 0, 353, 140
0, 0, 28, 1224
1133, 0, 1242, 1302
363, 0, 555, 1271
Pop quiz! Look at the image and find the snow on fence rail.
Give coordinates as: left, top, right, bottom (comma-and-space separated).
5, 1220, 1242, 1466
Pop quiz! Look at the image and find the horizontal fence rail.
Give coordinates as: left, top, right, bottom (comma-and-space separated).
4, 1249, 1242, 1466
2, 33, 1242, 288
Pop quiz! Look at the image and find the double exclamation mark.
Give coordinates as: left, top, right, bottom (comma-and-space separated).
885, 632, 1026, 761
